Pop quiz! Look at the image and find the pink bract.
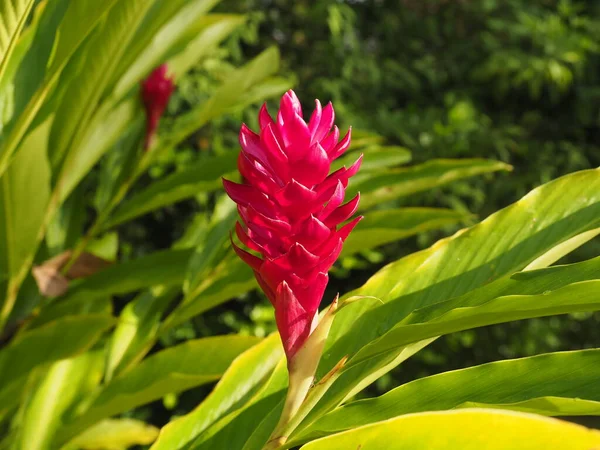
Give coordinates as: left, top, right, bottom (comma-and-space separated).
141, 64, 174, 150
224, 90, 362, 359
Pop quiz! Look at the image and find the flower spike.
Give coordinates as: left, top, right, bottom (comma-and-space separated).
141, 64, 174, 150
224, 89, 362, 361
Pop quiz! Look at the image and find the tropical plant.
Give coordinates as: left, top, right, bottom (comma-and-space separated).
147, 91, 600, 449
217, 0, 600, 405
0, 1, 513, 449
3, 1, 597, 449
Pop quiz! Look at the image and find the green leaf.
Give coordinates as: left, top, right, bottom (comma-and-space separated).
28, 295, 112, 330
59, 335, 261, 446
105, 152, 238, 229
188, 355, 290, 450
0, 0, 120, 176
165, 257, 256, 331
45, 185, 86, 254
167, 14, 246, 80
7, 0, 69, 120
0, 118, 51, 325
93, 122, 144, 213
301, 168, 600, 430
347, 159, 511, 210
524, 227, 600, 271
233, 76, 295, 110
293, 349, 600, 444
0, 315, 113, 388
17, 351, 104, 450
57, 93, 140, 203
151, 334, 284, 450
184, 195, 238, 295
323, 168, 600, 371
0, 374, 27, 423
300, 409, 600, 450
168, 47, 282, 145
66, 419, 159, 450
162, 197, 258, 331
0, 0, 35, 84
349, 258, 600, 366
459, 397, 600, 415
49, 0, 155, 171
348, 130, 385, 149
111, 0, 221, 99
105, 287, 178, 380
47, 1, 121, 75
341, 208, 467, 257
58, 248, 193, 305
331, 145, 412, 173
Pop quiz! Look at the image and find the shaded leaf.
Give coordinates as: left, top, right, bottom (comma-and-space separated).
0, 119, 51, 321
58, 248, 193, 305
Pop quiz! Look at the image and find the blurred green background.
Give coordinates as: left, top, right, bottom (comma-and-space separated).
118, 0, 600, 425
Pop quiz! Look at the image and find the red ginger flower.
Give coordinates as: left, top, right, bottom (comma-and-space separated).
224, 90, 362, 360
141, 64, 174, 150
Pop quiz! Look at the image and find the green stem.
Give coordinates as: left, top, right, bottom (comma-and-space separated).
262, 298, 340, 449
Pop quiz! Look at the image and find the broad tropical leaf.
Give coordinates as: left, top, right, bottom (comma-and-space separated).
0, 118, 51, 326
297, 168, 600, 432
0, 0, 120, 175
167, 47, 283, 145
166, 14, 246, 80
293, 349, 600, 444
49, 0, 155, 170
324, 169, 600, 371
300, 409, 600, 450
104, 288, 178, 380
331, 145, 411, 173
165, 257, 255, 330
349, 258, 600, 365
111, 0, 222, 99
57, 98, 140, 203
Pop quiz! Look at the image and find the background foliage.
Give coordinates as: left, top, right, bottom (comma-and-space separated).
1, 0, 599, 447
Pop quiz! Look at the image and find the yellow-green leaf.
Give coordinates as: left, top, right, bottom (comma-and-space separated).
67, 419, 159, 450
293, 349, 600, 445
300, 409, 600, 449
